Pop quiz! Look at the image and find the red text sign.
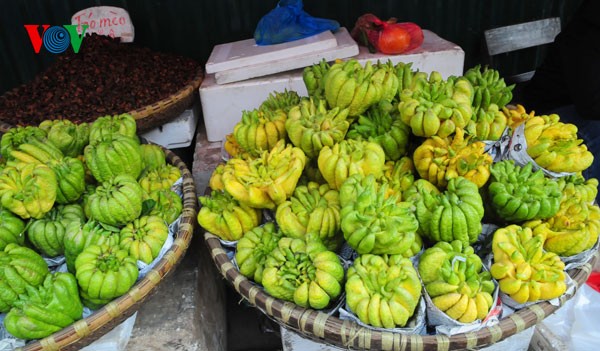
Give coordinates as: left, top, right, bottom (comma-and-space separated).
71, 6, 134, 42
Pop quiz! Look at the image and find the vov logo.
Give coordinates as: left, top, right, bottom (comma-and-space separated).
24, 24, 89, 54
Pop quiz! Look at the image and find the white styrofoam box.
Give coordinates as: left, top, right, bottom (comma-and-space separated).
141, 103, 199, 149
200, 30, 465, 142
205, 30, 337, 74
354, 30, 465, 80
200, 69, 308, 142
200, 28, 358, 142
213, 28, 359, 84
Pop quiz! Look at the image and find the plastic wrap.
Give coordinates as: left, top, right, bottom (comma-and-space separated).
560, 238, 600, 270
506, 124, 575, 178
568, 283, 600, 350
483, 127, 512, 162
254, 0, 339, 45
80, 313, 137, 351
479, 325, 535, 351
338, 297, 427, 335
422, 267, 502, 335
533, 295, 576, 349
484, 250, 578, 310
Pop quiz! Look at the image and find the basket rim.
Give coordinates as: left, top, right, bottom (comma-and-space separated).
128, 67, 204, 125
15, 146, 198, 351
204, 231, 599, 351
0, 67, 204, 134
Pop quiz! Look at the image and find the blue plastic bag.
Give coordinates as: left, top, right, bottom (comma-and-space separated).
254, 0, 340, 45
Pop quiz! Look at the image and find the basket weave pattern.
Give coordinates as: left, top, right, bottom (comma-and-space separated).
205, 232, 598, 350
130, 69, 204, 132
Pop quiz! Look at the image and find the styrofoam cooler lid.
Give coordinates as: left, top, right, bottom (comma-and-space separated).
204, 28, 359, 85
205, 30, 337, 74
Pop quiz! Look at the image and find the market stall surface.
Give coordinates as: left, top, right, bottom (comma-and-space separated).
124, 118, 600, 351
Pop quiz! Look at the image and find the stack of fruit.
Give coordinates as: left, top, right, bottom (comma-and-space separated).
408, 177, 484, 245
0, 113, 182, 340
233, 91, 299, 157
463, 65, 513, 141
398, 71, 474, 138
419, 241, 495, 323
339, 174, 419, 255
487, 160, 562, 223
346, 254, 421, 328
413, 128, 492, 188
523, 113, 593, 173
524, 174, 600, 257
491, 225, 566, 304
275, 182, 342, 250
198, 58, 599, 330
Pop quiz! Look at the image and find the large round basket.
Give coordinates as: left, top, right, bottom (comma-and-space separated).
129, 68, 204, 132
15, 147, 197, 351
0, 67, 204, 134
204, 231, 598, 350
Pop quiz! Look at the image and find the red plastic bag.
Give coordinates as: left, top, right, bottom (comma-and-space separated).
587, 271, 600, 293
351, 13, 424, 55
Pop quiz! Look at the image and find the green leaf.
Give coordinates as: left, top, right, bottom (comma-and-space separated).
99, 222, 121, 233
141, 199, 156, 217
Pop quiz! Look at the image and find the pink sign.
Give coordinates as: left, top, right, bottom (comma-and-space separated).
71, 6, 134, 42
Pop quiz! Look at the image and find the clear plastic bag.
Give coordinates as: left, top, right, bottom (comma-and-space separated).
254, 0, 339, 45
535, 293, 576, 348
569, 283, 600, 350
537, 278, 600, 350
80, 313, 137, 351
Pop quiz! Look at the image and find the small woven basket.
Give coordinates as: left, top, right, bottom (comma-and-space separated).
0, 68, 204, 134
15, 147, 197, 351
204, 232, 598, 351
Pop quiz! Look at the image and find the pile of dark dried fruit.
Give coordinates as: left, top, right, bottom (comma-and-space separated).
0, 34, 200, 126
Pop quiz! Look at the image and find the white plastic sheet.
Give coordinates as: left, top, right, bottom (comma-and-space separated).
506, 124, 575, 178
568, 283, 600, 350
80, 313, 137, 351
534, 280, 600, 350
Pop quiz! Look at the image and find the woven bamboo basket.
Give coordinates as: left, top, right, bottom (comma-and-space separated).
0, 121, 13, 134
204, 231, 599, 351
13, 147, 197, 351
130, 68, 204, 132
0, 67, 204, 134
